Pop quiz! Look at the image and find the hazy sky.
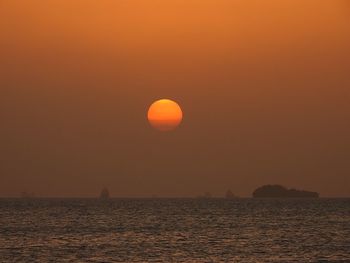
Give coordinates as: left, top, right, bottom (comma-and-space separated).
1, 0, 349, 197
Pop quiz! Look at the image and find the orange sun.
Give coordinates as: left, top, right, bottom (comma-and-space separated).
147, 99, 183, 131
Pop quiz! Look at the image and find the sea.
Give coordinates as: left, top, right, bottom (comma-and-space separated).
0, 198, 349, 262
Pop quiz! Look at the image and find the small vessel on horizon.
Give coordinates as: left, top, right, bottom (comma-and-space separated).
99, 188, 110, 199
225, 190, 238, 199
20, 191, 36, 199
197, 192, 212, 199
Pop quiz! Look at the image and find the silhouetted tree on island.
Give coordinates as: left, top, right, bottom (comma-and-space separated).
252, 185, 319, 198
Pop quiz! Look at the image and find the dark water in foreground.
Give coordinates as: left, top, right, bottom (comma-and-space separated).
0, 198, 349, 262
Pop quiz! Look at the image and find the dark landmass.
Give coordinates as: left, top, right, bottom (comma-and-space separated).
253, 185, 319, 198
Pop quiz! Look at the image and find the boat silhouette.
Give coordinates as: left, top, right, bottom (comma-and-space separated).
99, 188, 110, 199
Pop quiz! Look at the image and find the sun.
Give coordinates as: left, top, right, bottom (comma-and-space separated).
147, 99, 183, 131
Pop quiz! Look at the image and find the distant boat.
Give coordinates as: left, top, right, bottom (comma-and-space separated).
225, 190, 237, 199
99, 188, 110, 199
197, 192, 212, 199
252, 185, 319, 198
20, 191, 36, 199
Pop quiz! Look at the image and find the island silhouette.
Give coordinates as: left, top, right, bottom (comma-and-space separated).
253, 185, 319, 198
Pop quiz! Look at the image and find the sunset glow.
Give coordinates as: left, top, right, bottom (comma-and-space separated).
147, 99, 183, 131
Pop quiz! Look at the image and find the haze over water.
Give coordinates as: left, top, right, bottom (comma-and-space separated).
1, 0, 350, 198
1, 1, 350, 261
1, 198, 349, 262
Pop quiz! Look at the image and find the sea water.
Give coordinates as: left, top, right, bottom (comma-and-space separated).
0, 198, 349, 262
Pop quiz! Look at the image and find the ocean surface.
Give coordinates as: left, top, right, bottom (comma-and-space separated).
0, 198, 349, 262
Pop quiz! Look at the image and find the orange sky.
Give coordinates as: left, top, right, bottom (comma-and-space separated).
1, 0, 349, 197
